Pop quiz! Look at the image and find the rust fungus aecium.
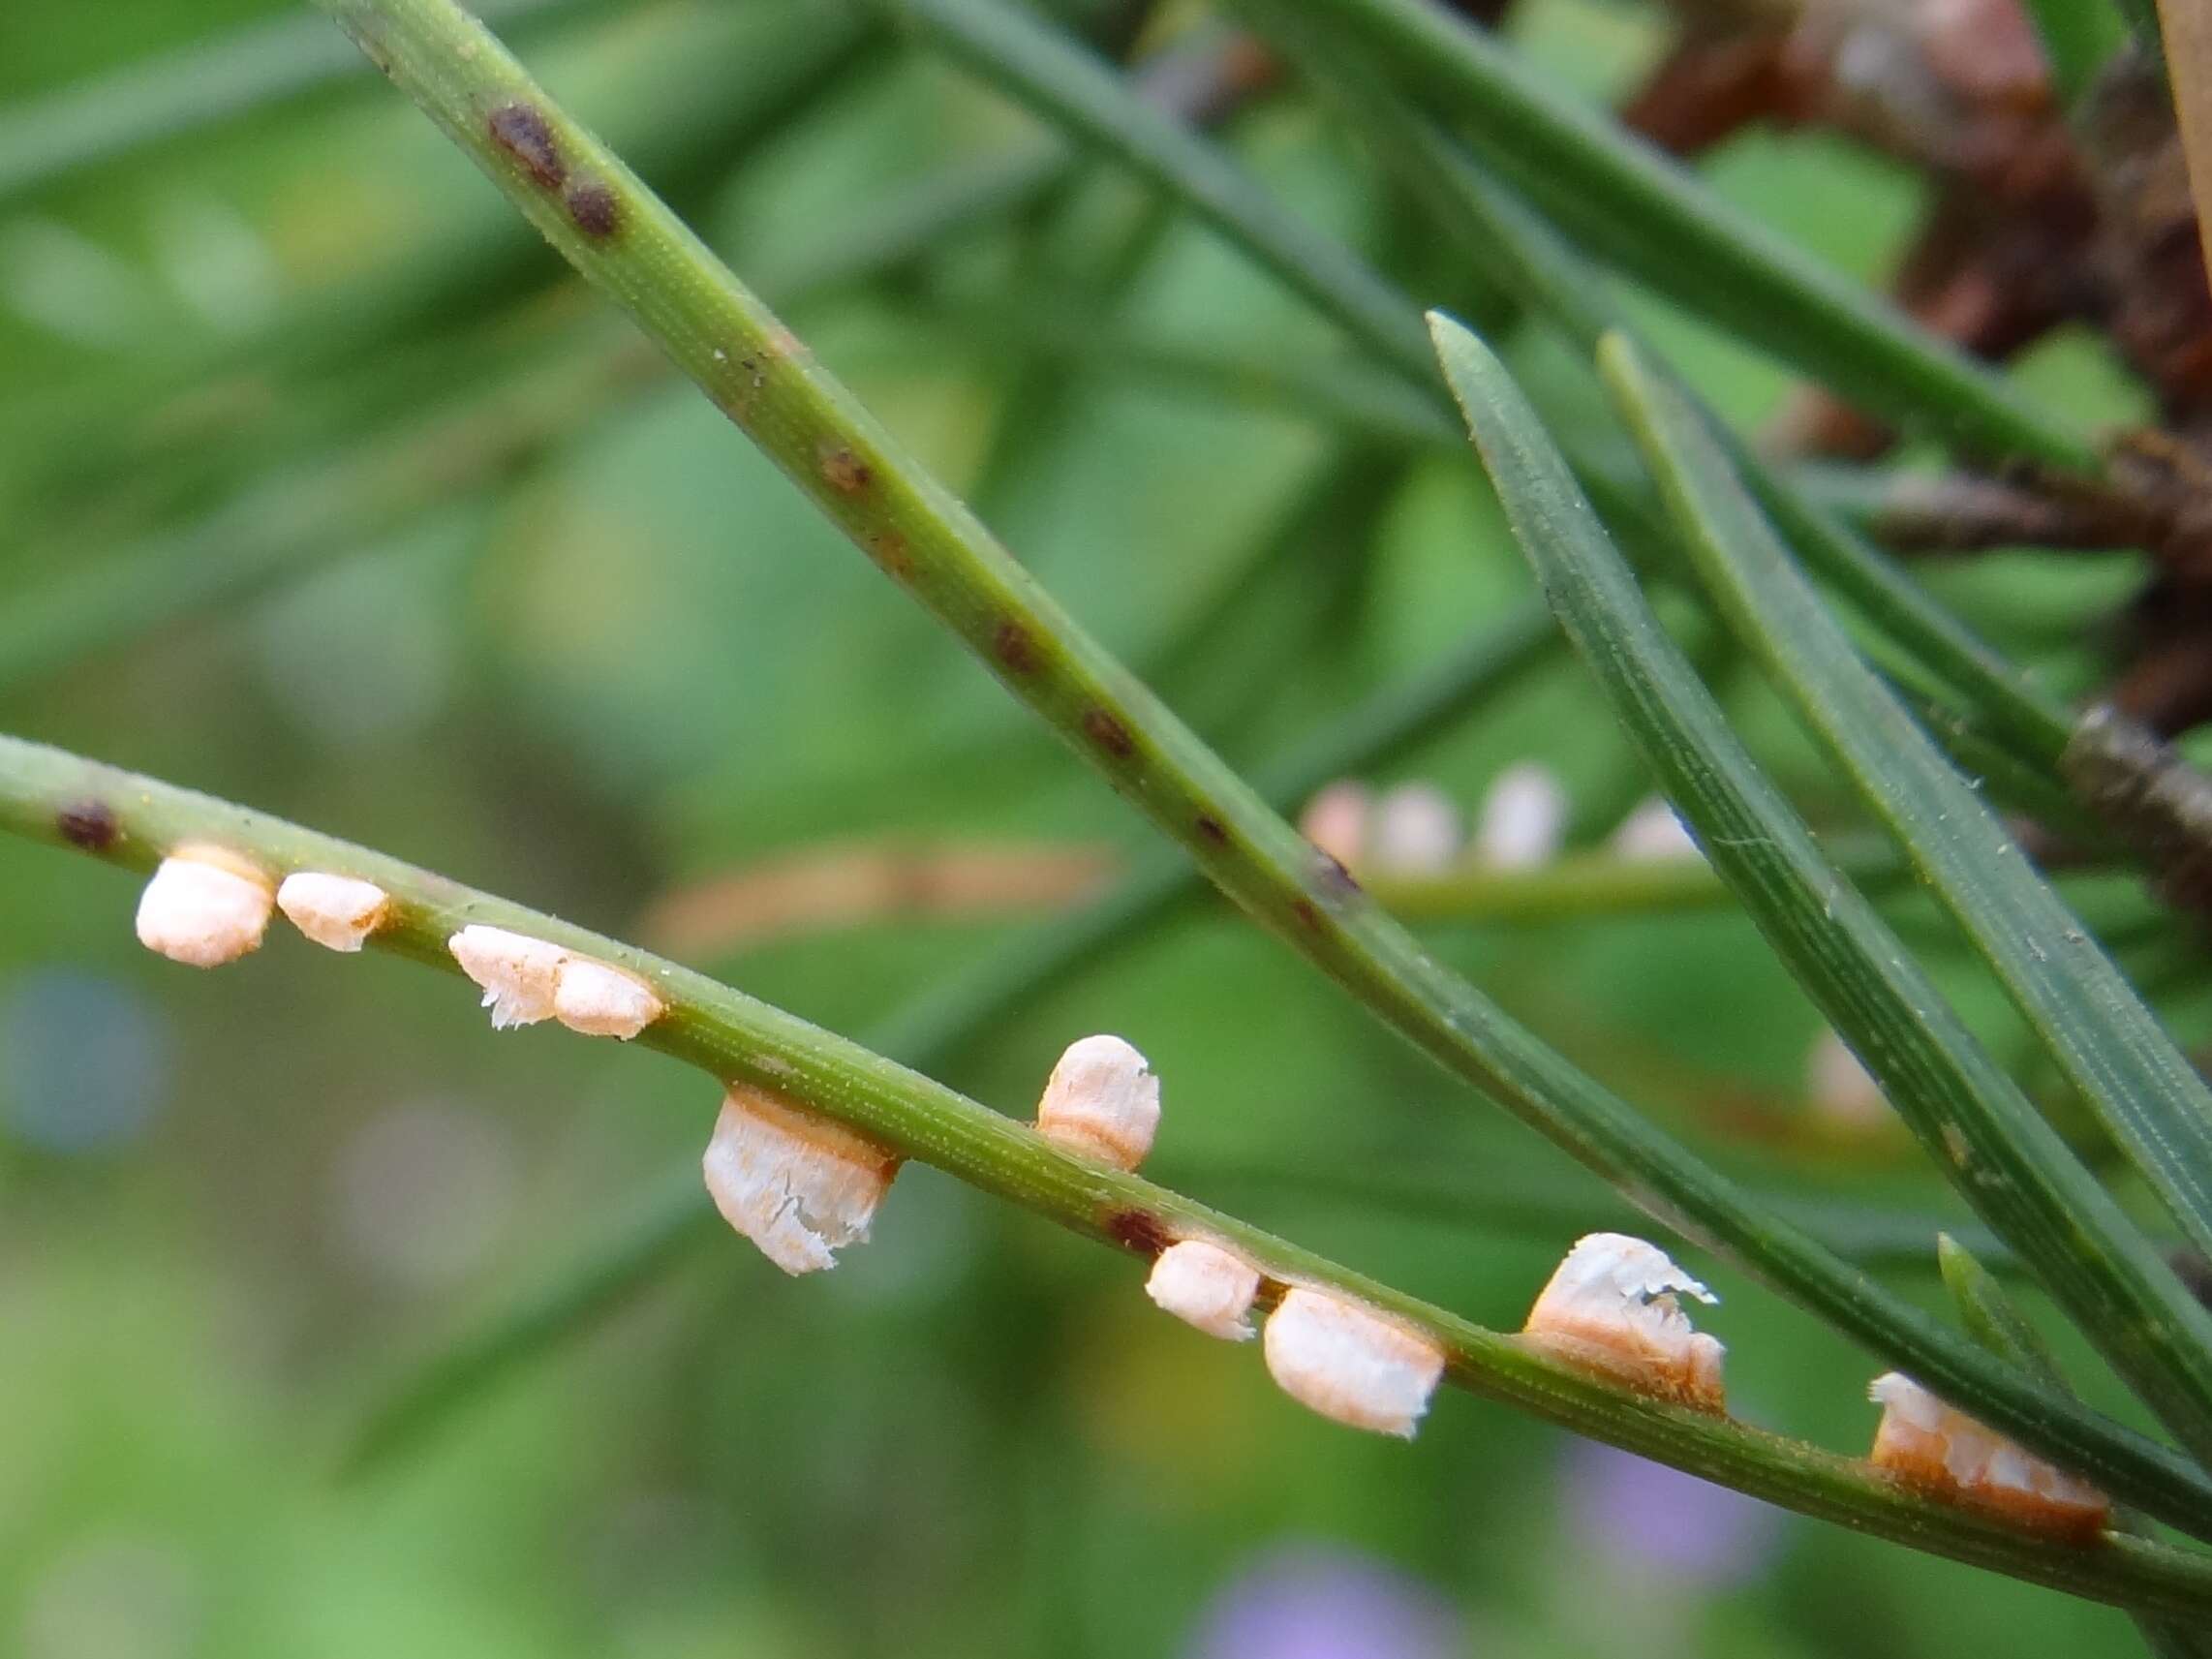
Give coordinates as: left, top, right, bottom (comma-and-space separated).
1521, 1233, 1727, 1412
1033, 1033, 1159, 1170
1866, 1372, 2110, 1537
1263, 1287, 1445, 1438
1475, 761, 1566, 871
1806, 1027, 1889, 1130
448, 924, 664, 1039
449, 925, 563, 1028
277, 873, 390, 952
1295, 780, 1463, 876
1368, 783, 1463, 874
553, 957, 665, 1038
1298, 780, 1370, 871
135, 845, 275, 968
702, 1082, 902, 1275
1146, 1239, 1260, 1340
1609, 796, 1700, 863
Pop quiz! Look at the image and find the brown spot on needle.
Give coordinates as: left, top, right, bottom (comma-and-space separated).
820, 445, 873, 494
55, 800, 118, 850
563, 177, 620, 238
487, 103, 564, 188
1082, 707, 1135, 758
1104, 1207, 1171, 1259
993, 620, 1039, 675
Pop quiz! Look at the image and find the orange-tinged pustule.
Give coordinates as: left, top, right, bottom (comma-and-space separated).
1521, 1232, 1727, 1412
1367, 783, 1463, 874
1475, 762, 1566, 871
278, 872, 391, 952
1146, 1239, 1261, 1341
1866, 1373, 2110, 1538
136, 845, 275, 968
1263, 1287, 1444, 1438
1298, 780, 1371, 872
702, 1083, 902, 1275
1033, 1033, 1159, 1171
448, 924, 664, 1038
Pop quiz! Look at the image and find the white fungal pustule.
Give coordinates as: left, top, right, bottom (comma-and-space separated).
447, 925, 665, 1038
1866, 1372, 2110, 1537
1368, 783, 1464, 874
277, 872, 390, 952
449, 925, 566, 1029
1475, 762, 1567, 871
1033, 1033, 1159, 1170
701, 1083, 902, 1275
1146, 1239, 1261, 1340
551, 957, 664, 1040
1263, 1287, 1445, 1438
1608, 796, 1700, 863
1521, 1232, 1727, 1411
135, 845, 275, 968
1298, 780, 1371, 872
1806, 1028, 1889, 1129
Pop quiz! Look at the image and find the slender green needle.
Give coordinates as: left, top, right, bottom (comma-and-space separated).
1883, 679, 2110, 845
1748, 474, 2078, 769
1941, 1234, 2070, 1385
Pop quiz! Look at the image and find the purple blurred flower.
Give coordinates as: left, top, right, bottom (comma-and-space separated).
1185, 1543, 1459, 1659
1560, 1438, 1785, 1587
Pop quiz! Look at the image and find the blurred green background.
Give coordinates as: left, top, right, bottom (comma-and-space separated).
0, 0, 2191, 1653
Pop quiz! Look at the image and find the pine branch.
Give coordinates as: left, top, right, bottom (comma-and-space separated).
306, 0, 2212, 1536
5, 729, 2212, 1616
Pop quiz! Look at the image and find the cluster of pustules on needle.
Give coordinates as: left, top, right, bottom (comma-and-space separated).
1304, 774, 1900, 1138
1298, 763, 1699, 880
135, 844, 2109, 1537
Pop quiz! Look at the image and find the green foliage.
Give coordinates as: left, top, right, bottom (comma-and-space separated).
1600, 333, 2212, 1337
8, 0, 2212, 1651
1431, 311, 2212, 1525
